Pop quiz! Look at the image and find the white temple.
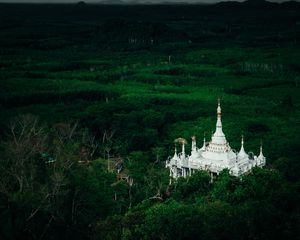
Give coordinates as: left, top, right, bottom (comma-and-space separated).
166, 98, 266, 181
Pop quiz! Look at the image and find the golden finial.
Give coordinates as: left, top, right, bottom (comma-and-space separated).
217, 97, 221, 117
175, 138, 187, 145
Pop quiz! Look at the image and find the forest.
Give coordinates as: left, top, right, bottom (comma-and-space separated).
0, 1, 299, 239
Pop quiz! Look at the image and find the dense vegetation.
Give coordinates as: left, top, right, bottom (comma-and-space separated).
0, 2, 299, 240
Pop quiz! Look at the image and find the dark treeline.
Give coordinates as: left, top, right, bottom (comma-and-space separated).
1, 2, 300, 49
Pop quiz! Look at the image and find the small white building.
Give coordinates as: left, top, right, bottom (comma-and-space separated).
166, 98, 266, 181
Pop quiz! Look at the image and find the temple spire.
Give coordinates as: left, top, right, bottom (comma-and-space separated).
217, 97, 221, 117
259, 140, 264, 158
241, 134, 244, 148
211, 97, 226, 144
216, 97, 223, 131
191, 136, 197, 152
200, 133, 206, 151
238, 135, 247, 159
173, 144, 180, 160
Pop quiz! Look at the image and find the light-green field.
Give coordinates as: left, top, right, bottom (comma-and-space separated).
1, 45, 299, 160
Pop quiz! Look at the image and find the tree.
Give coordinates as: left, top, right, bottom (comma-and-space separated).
211, 169, 240, 203
151, 147, 165, 164
0, 115, 117, 240
101, 130, 115, 171
141, 200, 203, 240
171, 170, 211, 202
0, 115, 69, 239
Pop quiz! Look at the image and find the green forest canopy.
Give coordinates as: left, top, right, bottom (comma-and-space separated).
0, 3, 299, 240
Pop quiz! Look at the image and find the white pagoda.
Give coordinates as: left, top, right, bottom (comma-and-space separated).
166, 98, 266, 181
